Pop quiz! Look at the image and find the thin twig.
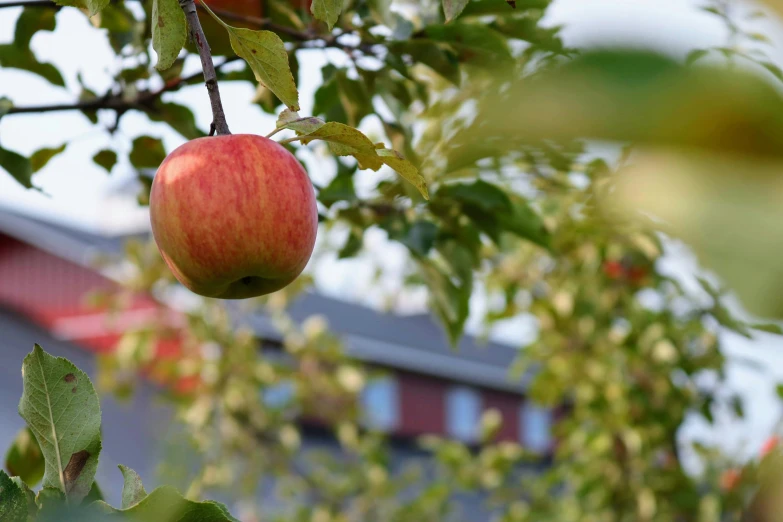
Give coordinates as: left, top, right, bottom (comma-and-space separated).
0, 0, 61, 7
264, 126, 285, 139
180, 0, 230, 135
0, 0, 379, 54
196, 4, 378, 54
278, 135, 304, 145
6, 57, 238, 116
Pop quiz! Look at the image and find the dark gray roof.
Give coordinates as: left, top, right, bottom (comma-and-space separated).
0, 206, 530, 392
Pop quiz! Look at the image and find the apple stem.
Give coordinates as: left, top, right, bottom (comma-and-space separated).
179, 0, 231, 136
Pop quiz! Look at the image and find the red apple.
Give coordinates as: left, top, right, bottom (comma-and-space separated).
149, 134, 317, 299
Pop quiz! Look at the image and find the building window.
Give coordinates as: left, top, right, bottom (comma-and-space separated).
361, 375, 399, 431
263, 381, 295, 409
520, 401, 552, 452
446, 386, 481, 442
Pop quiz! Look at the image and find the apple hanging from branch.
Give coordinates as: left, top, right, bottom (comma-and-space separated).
149, 134, 318, 299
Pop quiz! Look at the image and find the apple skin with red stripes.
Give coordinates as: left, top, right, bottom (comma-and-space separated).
150, 134, 317, 299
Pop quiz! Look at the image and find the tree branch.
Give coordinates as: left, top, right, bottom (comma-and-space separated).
6, 57, 238, 116
0, 0, 60, 7
196, 4, 378, 54
180, 0, 230, 135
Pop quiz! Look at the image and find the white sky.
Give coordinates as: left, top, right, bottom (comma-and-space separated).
1, 0, 782, 466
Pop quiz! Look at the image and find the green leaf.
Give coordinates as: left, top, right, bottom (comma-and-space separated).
377, 149, 429, 200
425, 22, 513, 67
17, 345, 102, 504
403, 221, 438, 256
418, 259, 471, 346
751, 323, 783, 335
89, 485, 240, 521
0, 145, 34, 189
460, 0, 547, 16
52, 0, 110, 17
776, 384, 783, 399
146, 101, 204, 139
5, 428, 45, 487
311, 0, 343, 30
294, 121, 377, 155
93, 150, 118, 173
84, 481, 104, 504
438, 179, 511, 212
761, 61, 783, 82
0, 470, 28, 522
10, 477, 37, 520
291, 123, 428, 199
685, 49, 709, 66
15, 7, 57, 48
318, 168, 356, 208
477, 49, 783, 159
335, 69, 373, 127
78, 81, 99, 124
615, 149, 783, 319
201, 4, 299, 111
129, 136, 166, 170
443, 0, 470, 22
118, 466, 147, 509
99, 4, 139, 55
0, 45, 64, 87
30, 144, 66, 173
151, 0, 186, 71
0, 97, 12, 119
338, 229, 363, 258
499, 196, 551, 249
388, 41, 460, 85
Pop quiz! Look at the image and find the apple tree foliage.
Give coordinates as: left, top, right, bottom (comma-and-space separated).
3, 0, 783, 521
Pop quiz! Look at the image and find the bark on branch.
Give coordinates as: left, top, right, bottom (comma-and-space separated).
179, 0, 230, 135
6, 57, 238, 117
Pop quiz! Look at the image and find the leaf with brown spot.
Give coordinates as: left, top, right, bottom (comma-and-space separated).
152, 0, 186, 71
63, 450, 90, 495
17, 345, 102, 505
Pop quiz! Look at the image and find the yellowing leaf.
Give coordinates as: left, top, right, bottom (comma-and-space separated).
299, 122, 378, 154
378, 149, 429, 200
152, 0, 186, 71
289, 122, 429, 198
202, 4, 299, 111
53, 0, 109, 17
311, 0, 343, 30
